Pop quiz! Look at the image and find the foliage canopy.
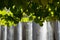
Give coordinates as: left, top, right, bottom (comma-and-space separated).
0, 0, 60, 26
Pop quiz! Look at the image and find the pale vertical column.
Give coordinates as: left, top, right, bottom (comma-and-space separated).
33, 21, 47, 40
17, 22, 22, 40
58, 21, 60, 40
8, 26, 14, 40
0, 25, 1, 40
26, 22, 33, 40
34, 23, 41, 40
3, 25, 7, 40
39, 21, 47, 40
33, 22, 40, 40
47, 22, 54, 40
